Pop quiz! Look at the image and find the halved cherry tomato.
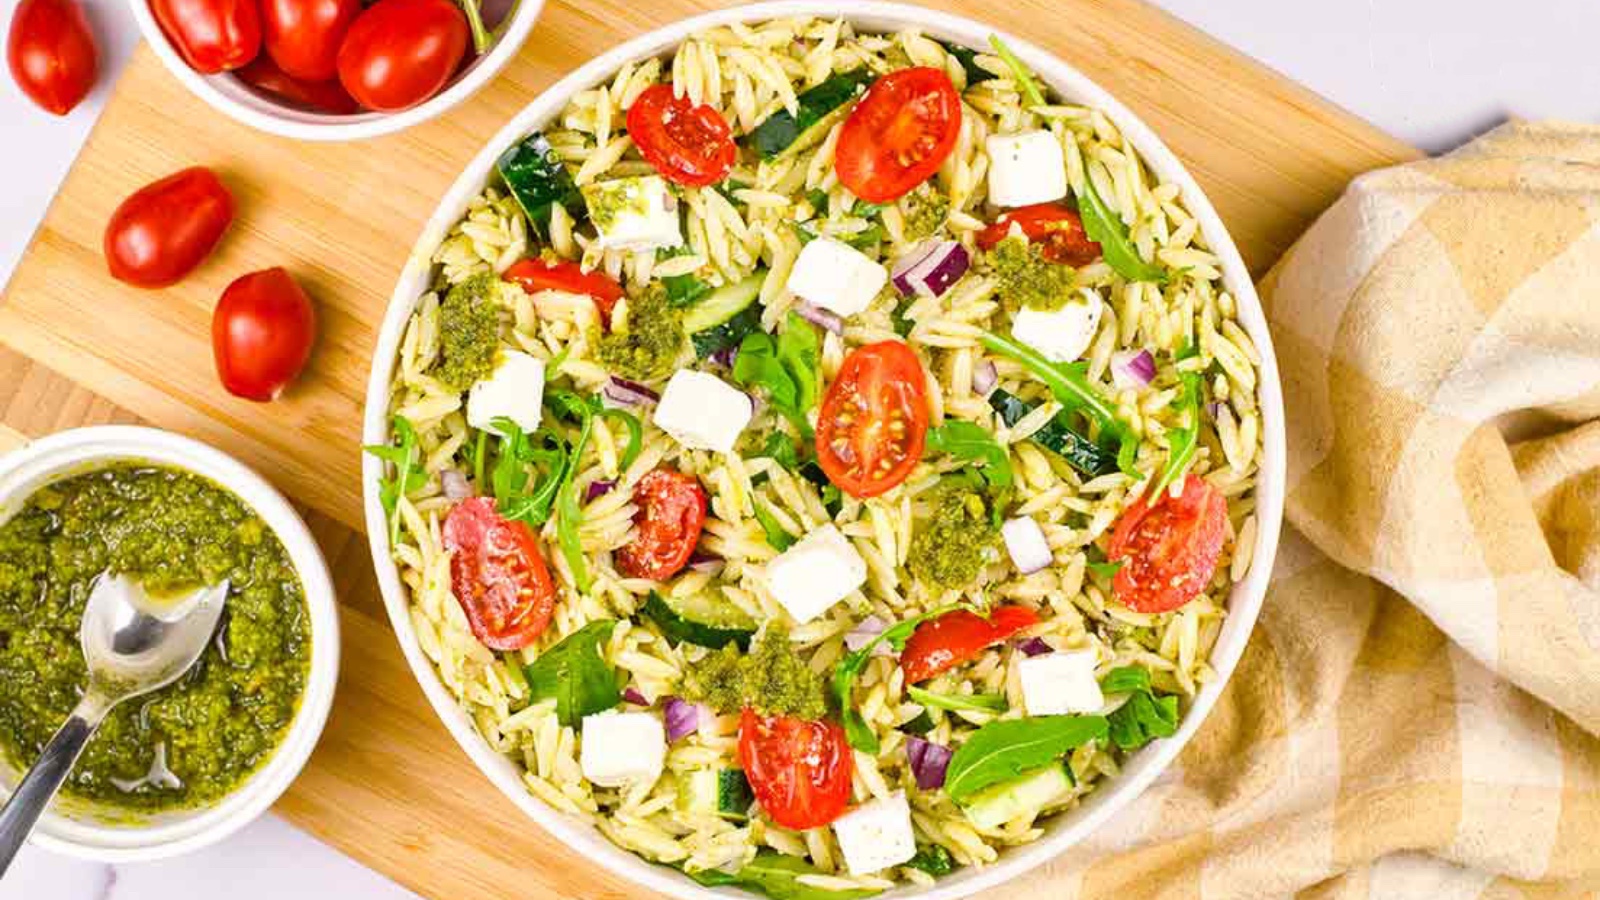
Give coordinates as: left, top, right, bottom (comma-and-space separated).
738, 709, 852, 831
150, 0, 262, 74
104, 167, 234, 289
235, 55, 358, 113
625, 83, 737, 188
1107, 474, 1229, 613
504, 258, 625, 328
261, 0, 360, 82
816, 341, 929, 499
442, 496, 558, 650
335, 0, 466, 112
7, 0, 97, 116
614, 468, 707, 581
899, 605, 1041, 684
212, 267, 317, 402
976, 202, 1102, 266
835, 67, 961, 204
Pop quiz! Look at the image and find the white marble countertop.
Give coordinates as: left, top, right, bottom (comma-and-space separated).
3, 1, 1597, 897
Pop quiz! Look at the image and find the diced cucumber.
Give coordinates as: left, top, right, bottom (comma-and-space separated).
678, 768, 753, 821
497, 132, 585, 240
641, 591, 756, 651
746, 69, 875, 159
691, 304, 763, 360
959, 763, 1072, 831
988, 389, 1117, 477
683, 270, 767, 335
680, 768, 718, 814
717, 769, 754, 819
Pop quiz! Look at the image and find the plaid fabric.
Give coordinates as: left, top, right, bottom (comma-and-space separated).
1003, 122, 1600, 900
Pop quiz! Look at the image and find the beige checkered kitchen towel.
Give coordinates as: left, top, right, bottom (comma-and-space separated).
1008, 121, 1600, 900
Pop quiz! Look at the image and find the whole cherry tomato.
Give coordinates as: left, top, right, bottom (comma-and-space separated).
443, 496, 558, 650
899, 605, 1041, 684
235, 55, 358, 113
815, 341, 930, 499
149, 0, 262, 74
212, 267, 317, 402
625, 83, 737, 188
835, 67, 962, 204
976, 203, 1102, 266
261, 0, 359, 82
614, 468, 708, 582
738, 709, 852, 831
7, 0, 97, 115
104, 167, 234, 288
1107, 474, 1230, 613
503, 258, 625, 328
336, 0, 467, 112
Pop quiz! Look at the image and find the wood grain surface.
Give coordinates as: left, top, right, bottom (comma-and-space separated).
0, 0, 1418, 896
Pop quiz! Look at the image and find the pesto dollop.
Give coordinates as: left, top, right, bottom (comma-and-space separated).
908, 485, 1001, 589
0, 465, 310, 812
435, 273, 503, 390
687, 627, 826, 720
901, 188, 950, 243
991, 236, 1075, 311
596, 284, 687, 382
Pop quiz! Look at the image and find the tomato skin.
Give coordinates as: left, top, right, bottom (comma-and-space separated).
212, 267, 317, 402
7, 0, 97, 116
614, 469, 708, 582
976, 203, 1102, 266
835, 67, 962, 204
738, 709, 852, 831
504, 258, 625, 328
442, 497, 558, 651
1107, 474, 1230, 613
626, 83, 737, 188
899, 606, 1041, 684
104, 167, 234, 289
816, 341, 930, 499
150, 0, 262, 74
235, 54, 358, 114
335, 0, 467, 112
261, 0, 359, 82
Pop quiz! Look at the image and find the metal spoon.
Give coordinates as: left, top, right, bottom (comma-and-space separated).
0, 572, 227, 874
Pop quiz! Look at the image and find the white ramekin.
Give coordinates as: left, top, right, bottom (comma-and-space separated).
362, 4, 1288, 897
127, 0, 546, 142
0, 426, 340, 862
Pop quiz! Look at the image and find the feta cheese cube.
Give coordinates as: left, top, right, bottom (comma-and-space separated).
582, 175, 683, 252
1018, 650, 1104, 716
1010, 292, 1103, 363
765, 524, 866, 624
466, 350, 546, 433
1001, 516, 1053, 573
580, 711, 666, 787
986, 130, 1069, 208
653, 370, 753, 454
784, 236, 888, 317
832, 791, 917, 875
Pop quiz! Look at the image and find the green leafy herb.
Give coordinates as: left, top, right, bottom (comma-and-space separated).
901, 710, 937, 736
523, 620, 621, 727
776, 312, 821, 414
1087, 558, 1125, 579
685, 852, 881, 900
988, 35, 1045, 109
905, 844, 955, 878
732, 313, 822, 436
596, 406, 644, 471
1076, 175, 1169, 284
471, 430, 488, 488
364, 415, 427, 546
760, 431, 801, 470
488, 417, 566, 527
987, 389, 1117, 477
1101, 666, 1180, 751
851, 199, 885, 218
891, 297, 915, 338
943, 715, 1109, 803
546, 391, 600, 593
979, 330, 1139, 474
658, 247, 713, 307
925, 420, 1013, 488
907, 685, 1008, 713
842, 224, 885, 249
805, 188, 829, 213
788, 221, 819, 245
832, 605, 966, 753
1152, 351, 1202, 496
941, 41, 996, 86
754, 502, 796, 551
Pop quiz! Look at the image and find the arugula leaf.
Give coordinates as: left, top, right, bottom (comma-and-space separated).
685, 852, 881, 900
523, 620, 621, 726
1098, 665, 1151, 695
943, 715, 1108, 803
941, 41, 996, 86
851, 199, 885, 218
805, 188, 829, 214
905, 844, 955, 877
547, 391, 600, 592
596, 406, 643, 471
1077, 174, 1169, 285
987, 389, 1117, 478
925, 420, 1013, 488
901, 710, 937, 735
1101, 666, 1180, 751
364, 415, 427, 546
788, 221, 819, 245
832, 605, 966, 753
657, 247, 712, 307
907, 685, 1009, 713
988, 35, 1046, 108
891, 297, 915, 338
979, 330, 1140, 475
488, 417, 566, 527
753, 503, 796, 551
842, 224, 886, 249
1152, 351, 1202, 497
1087, 558, 1125, 579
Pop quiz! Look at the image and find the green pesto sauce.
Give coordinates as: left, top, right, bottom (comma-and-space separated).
902, 188, 950, 243
991, 236, 1075, 311
596, 284, 686, 382
435, 273, 503, 390
687, 628, 826, 720
580, 177, 653, 232
0, 465, 309, 813
908, 486, 1001, 589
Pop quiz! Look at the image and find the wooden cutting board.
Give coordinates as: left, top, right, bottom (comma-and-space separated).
0, 0, 1419, 897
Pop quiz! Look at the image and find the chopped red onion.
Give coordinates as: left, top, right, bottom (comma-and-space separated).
972, 361, 999, 396
586, 479, 616, 502
440, 468, 473, 502
623, 687, 650, 706
906, 736, 952, 790
844, 615, 893, 656
891, 240, 970, 298
1016, 636, 1053, 657
1109, 349, 1156, 390
1205, 401, 1222, 421
710, 345, 739, 368
795, 300, 844, 335
663, 697, 706, 742
601, 376, 660, 408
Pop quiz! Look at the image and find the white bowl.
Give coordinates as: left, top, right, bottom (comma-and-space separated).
362, 3, 1287, 897
127, 0, 546, 142
0, 426, 340, 862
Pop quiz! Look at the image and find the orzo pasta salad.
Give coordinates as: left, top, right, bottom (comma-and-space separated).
370, 18, 1263, 897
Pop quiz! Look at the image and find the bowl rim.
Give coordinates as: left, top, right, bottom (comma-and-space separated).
125, 0, 547, 142
360, 3, 1287, 897
0, 425, 341, 863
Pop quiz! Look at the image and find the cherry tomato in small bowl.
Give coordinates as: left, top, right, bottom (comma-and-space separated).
977, 202, 1102, 266
738, 709, 852, 831
261, 0, 359, 83
899, 605, 1041, 684
149, 0, 262, 74
443, 496, 557, 650
7, 0, 97, 116
212, 267, 318, 402
503, 258, 625, 328
835, 66, 962, 204
235, 55, 359, 114
815, 341, 930, 499
336, 0, 468, 113
104, 166, 234, 289
625, 83, 737, 188
614, 468, 707, 582
1107, 474, 1230, 613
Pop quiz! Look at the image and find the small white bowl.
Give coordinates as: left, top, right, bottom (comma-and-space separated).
127, 0, 546, 142
0, 426, 340, 862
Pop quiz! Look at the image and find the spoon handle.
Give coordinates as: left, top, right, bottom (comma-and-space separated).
0, 697, 108, 877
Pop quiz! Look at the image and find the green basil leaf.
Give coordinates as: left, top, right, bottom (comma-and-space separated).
524, 620, 621, 726
732, 333, 798, 410
693, 852, 881, 900
1077, 174, 1168, 285
760, 431, 801, 471
1097, 665, 1150, 696
1101, 665, 1179, 751
925, 420, 1013, 488
776, 312, 822, 416
907, 685, 1009, 713
944, 715, 1108, 803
